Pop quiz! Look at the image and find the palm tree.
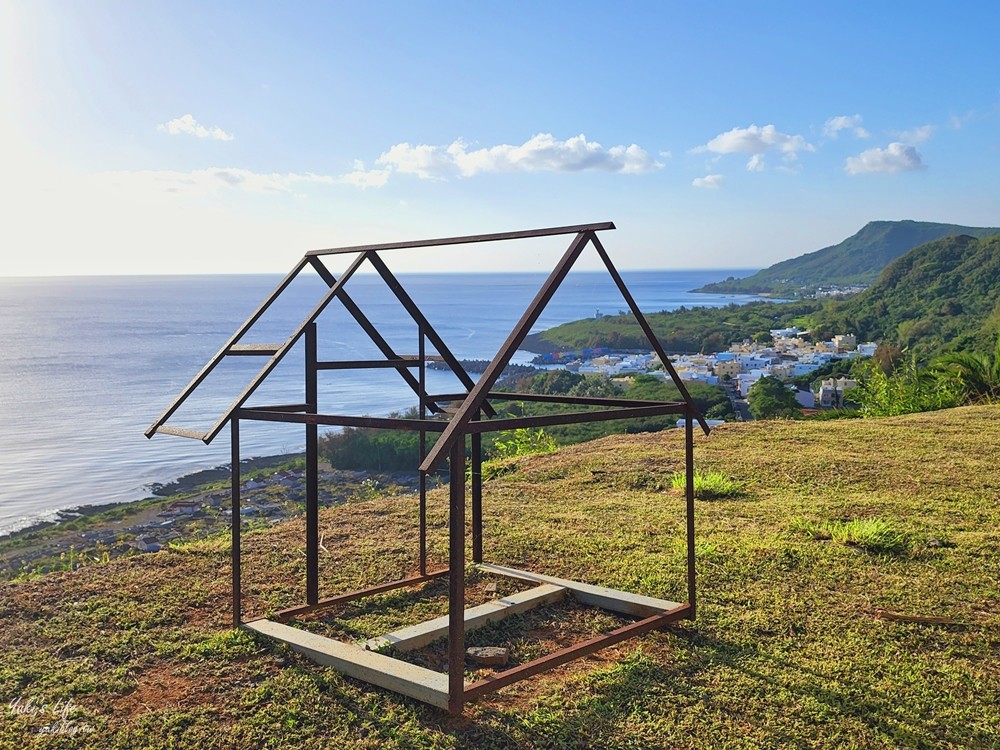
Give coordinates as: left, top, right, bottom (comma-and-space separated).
931, 336, 1000, 404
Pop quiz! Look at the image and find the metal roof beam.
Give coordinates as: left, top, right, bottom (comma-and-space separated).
306, 222, 615, 257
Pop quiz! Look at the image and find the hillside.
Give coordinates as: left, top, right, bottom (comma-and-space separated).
1, 407, 998, 749
525, 298, 824, 354
815, 233, 1000, 356
696, 220, 1000, 296
534, 233, 1000, 360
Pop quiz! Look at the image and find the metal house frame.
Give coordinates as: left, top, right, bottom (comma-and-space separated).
147, 222, 710, 715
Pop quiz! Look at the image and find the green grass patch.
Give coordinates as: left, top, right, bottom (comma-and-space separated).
182, 628, 260, 661
168, 532, 231, 556
670, 469, 744, 499
790, 516, 915, 555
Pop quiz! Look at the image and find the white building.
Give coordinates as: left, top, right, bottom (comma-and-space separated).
133, 535, 161, 553
819, 377, 859, 407
736, 372, 764, 397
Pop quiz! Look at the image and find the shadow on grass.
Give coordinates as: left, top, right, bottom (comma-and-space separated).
440, 626, 993, 749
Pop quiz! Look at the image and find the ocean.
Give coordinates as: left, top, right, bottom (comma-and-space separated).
0, 269, 766, 535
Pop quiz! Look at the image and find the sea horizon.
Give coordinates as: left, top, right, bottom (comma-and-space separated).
0, 267, 760, 282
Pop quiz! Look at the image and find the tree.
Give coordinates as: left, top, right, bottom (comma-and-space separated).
872, 343, 904, 375
568, 375, 622, 398
854, 357, 962, 417
931, 335, 1000, 404
747, 376, 801, 419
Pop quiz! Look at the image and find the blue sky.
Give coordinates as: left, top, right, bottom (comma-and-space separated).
1, 1, 998, 276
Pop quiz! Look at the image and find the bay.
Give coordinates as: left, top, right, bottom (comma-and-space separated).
0, 269, 765, 535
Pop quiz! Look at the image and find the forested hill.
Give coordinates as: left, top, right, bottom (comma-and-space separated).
815, 233, 1000, 357
695, 220, 1000, 296
532, 234, 1000, 359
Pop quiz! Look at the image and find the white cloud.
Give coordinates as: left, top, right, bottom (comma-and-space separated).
896, 124, 935, 144
364, 133, 662, 183
94, 167, 335, 195
158, 114, 234, 142
341, 160, 392, 189
376, 142, 458, 179
692, 174, 723, 189
341, 168, 391, 189
696, 124, 814, 171
845, 142, 924, 175
823, 114, 870, 139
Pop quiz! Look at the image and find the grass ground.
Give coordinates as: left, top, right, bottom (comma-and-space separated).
1, 406, 997, 749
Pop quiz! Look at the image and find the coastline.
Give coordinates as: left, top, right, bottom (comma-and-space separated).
0, 453, 306, 543
0, 452, 419, 578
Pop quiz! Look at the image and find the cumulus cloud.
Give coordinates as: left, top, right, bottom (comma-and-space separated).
158, 114, 234, 142
692, 174, 723, 189
896, 124, 935, 144
94, 167, 336, 195
695, 124, 814, 171
823, 114, 870, 139
845, 143, 924, 175
358, 133, 661, 184
376, 142, 459, 179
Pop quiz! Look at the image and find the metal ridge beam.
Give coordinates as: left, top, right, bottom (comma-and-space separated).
306, 222, 615, 256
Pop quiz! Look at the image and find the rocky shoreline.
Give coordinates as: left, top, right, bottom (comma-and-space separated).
0, 454, 420, 579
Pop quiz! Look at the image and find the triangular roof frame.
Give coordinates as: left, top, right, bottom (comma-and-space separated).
147, 221, 709, 447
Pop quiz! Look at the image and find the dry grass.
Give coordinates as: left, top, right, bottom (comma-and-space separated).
0, 406, 998, 748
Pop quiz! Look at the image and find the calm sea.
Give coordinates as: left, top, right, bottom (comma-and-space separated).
0, 269, 764, 535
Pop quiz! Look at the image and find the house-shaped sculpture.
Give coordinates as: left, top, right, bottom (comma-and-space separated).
147, 222, 709, 715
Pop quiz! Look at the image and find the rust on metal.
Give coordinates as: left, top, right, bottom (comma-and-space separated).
270, 569, 451, 623
149, 222, 708, 714
463, 602, 690, 702
305, 221, 616, 256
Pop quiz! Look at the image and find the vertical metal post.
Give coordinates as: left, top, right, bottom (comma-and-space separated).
471, 423, 483, 564
418, 324, 428, 576
305, 323, 319, 605
685, 404, 696, 619
231, 416, 242, 628
447, 441, 466, 715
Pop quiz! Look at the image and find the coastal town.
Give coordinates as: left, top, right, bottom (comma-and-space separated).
534, 324, 875, 410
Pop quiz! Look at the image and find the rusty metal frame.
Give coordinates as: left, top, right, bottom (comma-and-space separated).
148, 222, 709, 715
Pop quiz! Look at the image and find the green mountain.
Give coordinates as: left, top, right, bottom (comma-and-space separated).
815, 233, 1000, 357
535, 233, 1000, 360
697, 220, 1000, 295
